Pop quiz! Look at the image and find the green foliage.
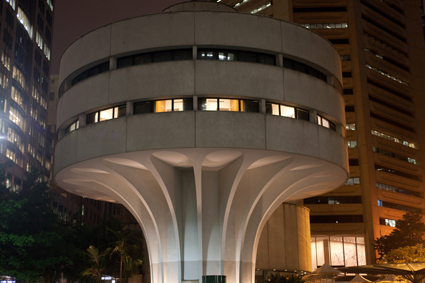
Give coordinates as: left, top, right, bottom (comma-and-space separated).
0, 165, 145, 283
268, 274, 305, 283
375, 212, 425, 260
380, 245, 425, 264
0, 169, 74, 282
81, 245, 108, 283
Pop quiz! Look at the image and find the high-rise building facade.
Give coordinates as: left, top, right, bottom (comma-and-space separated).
219, 0, 425, 267
0, 0, 53, 188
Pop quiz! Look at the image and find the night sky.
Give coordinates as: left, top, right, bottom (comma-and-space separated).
51, 0, 182, 74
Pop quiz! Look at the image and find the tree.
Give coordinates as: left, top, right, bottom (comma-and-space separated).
81, 245, 108, 283
375, 212, 425, 259
108, 223, 144, 283
0, 169, 75, 282
381, 245, 425, 264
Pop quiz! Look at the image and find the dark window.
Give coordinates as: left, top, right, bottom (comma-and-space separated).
86, 113, 97, 124
310, 215, 363, 223
283, 58, 327, 82
349, 159, 359, 166
71, 62, 109, 87
304, 196, 362, 204
370, 112, 415, 133
117, 49, 192, 68
345, 106, 355, 112
242, 100, 259, 113
197, 49, 275, 66
329, 39, 349, 44
369, 96, 413, 117
296, 108, 309, 121
376, 165, 420, 181
367, 79, 411, 102
134, 101, 154, 114
342, 72, 352, 77
343, 89, 353, 95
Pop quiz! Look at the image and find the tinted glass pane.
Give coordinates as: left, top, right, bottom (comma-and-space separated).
134, 53, 152, 65
259, 54, 275, 65
134, 101, 153, 114
282, 58, 294, 69
117, 106, 126, 117
153, 51, 172, 62
296, 108, 309, 121
86, 112, 97, 124
183, 98, 193, 111
173, 49, 192, 60
117, 56, 133, 68
198, 50, 216, 60
238, 51, 257, 63
242, 100, 259, 113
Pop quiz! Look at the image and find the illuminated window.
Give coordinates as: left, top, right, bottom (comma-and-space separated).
6, 0, 15, 10
0, 71, 9, 89
317, 115, 336, 131
7, 127, 24, 153
47, 0, 53, 11
346, 123, 356, 130
345, 177, 360, 185
65, 120, 79, 133
266, 102, 309, 121
366, 64, 408, 85
44, 44, 50, 60
9, 106, 24, 130
13, 67, 26, 90
11, 86, 24, 108
1, 51, 10, 70
36, 32, 43, 49
347, 141, 357, 148
86, 105, 126, 125
197, 49, 275, 65
199, 98, 259, 112
371, 130, 417, 149
301, 23, 348, 29
379, 218, 396, 227
17, 7, 32, 38
250, 3, 271, 14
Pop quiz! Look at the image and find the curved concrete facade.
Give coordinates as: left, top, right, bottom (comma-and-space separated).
55, 2, 348, 283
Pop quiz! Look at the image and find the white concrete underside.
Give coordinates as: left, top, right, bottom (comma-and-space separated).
55, 148, 347, 283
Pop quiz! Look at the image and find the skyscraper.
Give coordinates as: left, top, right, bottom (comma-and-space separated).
0, 0, 53, 189
219, 0, 425, 266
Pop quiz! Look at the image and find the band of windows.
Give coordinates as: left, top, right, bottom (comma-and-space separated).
377, 200, 421, 213
304, 196, 361, 204
60, 97, 339, 139
58, 47, 334, 98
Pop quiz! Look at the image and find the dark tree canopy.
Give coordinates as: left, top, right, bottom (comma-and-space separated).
0, 166, 144, 283
375, 212, 425, 260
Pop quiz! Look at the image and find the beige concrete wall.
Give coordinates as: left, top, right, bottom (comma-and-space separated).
256, 203, 312, 271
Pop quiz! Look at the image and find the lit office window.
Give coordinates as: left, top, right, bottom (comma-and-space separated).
199, 98, 259, 112
371, 130, 417, 149
155, 100, 173, 112
17, 7, 32, 38
36, 32, 43, 49
11, 86, 24, 108
13, 67, 26, 90
345, 177, 360, 185
317, 115, 336, 131
65, 120, 80, 134
87, 105, 126, 125
7, 127, 24, 153
250, 3, 271, 14
311, 236, 365, 270
134, 98, 193, 114
9, 106, 24, 130
301, 23, 348, 29
266, 102, 309, 121
44, 44, 51, 60
346, 123, 356, 130
347, 141, 357, 148
6, 0, 15, 10
1, 51, 10, 70
47, 0, 53, 11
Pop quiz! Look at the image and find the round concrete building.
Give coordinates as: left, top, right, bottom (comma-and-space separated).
54, 1, 348, 282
